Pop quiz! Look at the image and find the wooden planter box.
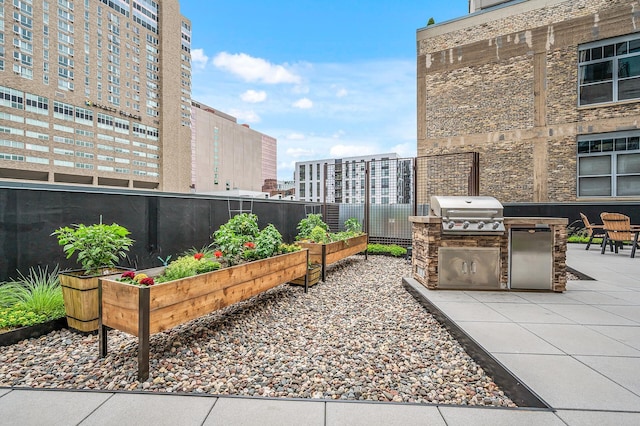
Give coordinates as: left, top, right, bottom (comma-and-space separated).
289, 263, 322, 287
59, 267, 130, 332
297, 234, 368, 282
98, 250, 309, 380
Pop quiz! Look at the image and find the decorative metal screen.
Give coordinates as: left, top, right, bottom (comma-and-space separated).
318, 153, 479, 247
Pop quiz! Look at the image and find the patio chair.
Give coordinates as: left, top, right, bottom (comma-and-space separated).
580, 212, 607, 251
600, 212, 640, 258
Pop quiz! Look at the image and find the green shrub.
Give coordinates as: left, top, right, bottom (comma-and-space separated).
0, 265, 65, 325
367, 243, 407, 257
156, 255, 221, 283
344, 217, 362, 233
296, 214, 330, 240
0, 307, 50, 329
51, 222, 134, 275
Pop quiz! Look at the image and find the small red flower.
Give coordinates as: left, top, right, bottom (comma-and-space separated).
121, 271, 135, 279
194, 252, 204, 260
140, 277, 155, 286
214, 250, 223, 258
244, 242, 255, 249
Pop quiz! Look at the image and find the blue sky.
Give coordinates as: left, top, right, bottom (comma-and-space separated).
180, 1, 470, 180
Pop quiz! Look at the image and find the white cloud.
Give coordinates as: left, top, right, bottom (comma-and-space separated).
287, 133, 306, 140
240, 90, 267, 103
191, 49, 209, 69
332, 130, 345, 139
213, 52, 301, 84
293, 98, 313, 109
391, 142, 417, 158
329, 144, 378, 158
336, 88, 348, 98
229, 109, 261, 124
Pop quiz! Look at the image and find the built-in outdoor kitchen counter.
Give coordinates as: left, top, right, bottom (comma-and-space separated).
409, 202, 568, 292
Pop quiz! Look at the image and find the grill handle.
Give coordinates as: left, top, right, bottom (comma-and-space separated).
445, 209, 500, 215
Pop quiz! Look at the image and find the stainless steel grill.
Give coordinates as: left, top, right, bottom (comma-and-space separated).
430, 195, 505, 234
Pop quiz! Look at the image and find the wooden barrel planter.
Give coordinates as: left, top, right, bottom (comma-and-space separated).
59, 268, 130, 332
297, 234, 368, 282
289, 263, 322, 287
98, 250, 309, 380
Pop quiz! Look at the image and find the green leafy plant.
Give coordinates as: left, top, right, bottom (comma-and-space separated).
308, 225, 332, 244
344, 217, 362, 233
367, 243, 407, 257
51, 222, 134, 275
154, 255, 221, 284
0, 266, 65, 328
1, 307, 50, 329
244, 224, 283, 261
296, 214, 330, 241
213, 213, 259, 265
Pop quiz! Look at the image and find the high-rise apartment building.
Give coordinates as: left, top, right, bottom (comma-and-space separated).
191, 100, 277, 194
0, 0, 192, 192
295, 153, 412, 204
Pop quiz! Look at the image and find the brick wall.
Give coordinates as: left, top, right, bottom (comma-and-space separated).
417, 0, 640, 203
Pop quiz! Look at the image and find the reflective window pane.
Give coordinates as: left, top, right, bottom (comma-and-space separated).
630, 39, 640, 53
579, 155, 611, 175
579, 62, 613, 84
616, 42, 628, 55
629, 137, 640, 150
604, 44, 615, 58
601, 139, 614, 152
618, 56, 640, 78
578, 140, 590, 154
618, 77, 640, 101
589, 140, 602, 152
591, 46, 603, 60
617, 175, 640, 196
615, 138, 627, 151
617, 153, 640, 174
579, 176, 611, 196
580, 82, 613, 105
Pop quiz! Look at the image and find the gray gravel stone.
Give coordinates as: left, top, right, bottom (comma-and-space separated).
0, 256, 515, 407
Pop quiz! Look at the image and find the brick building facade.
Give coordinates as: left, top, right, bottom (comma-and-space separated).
417, 0, 640, 203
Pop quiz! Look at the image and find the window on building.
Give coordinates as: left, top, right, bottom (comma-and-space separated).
579, 35, 640, 106
577, 131, 640, 197
299, 165, 305, 181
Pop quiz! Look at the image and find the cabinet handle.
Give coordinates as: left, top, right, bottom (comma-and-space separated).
462, 261, 468, 274
471, 261, 477, 274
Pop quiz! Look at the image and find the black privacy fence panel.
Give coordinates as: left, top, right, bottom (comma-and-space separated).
0, 184, 307, 281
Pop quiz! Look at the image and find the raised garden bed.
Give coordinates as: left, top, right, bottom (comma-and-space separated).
98, 250, 309, 380
297, 234, 368, 282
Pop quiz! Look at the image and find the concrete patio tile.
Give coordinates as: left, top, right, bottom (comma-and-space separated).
587, 325, 640, 350
427, 301, 510, 322
539, 304, 636, 326
484, 303, 575, 324
521, 324, 640, 356
204, 397, 324, 426
81, 393, 215, 426
493, 353, 640, 410
599, 291, 640, 304
0, 389, 9, 398
437, 406, 565, 426
325, 401, 445, 426
575, 355, 640, 395
456, 321, 563, 355
555, 410, 640, 425
416, 290, 479, 303
597, 305, 640, 324
514, 292, 582, 304
467, 292, 529, 303
0, 389, 112, 426
564, 291, 640, 306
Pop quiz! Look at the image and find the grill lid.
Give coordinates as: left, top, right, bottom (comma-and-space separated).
430, 196, 505, 234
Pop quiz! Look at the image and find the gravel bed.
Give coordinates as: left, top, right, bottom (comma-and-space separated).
0, 256, 515, 406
